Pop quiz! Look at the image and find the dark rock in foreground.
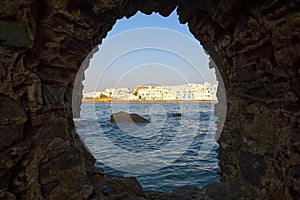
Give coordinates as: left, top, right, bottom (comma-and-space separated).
87, 166, 146, 199
146, 183, 254, 200
110, 111, 150, 123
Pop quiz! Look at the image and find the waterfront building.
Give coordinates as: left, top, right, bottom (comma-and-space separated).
83, 83, 218, 101
111, 88, 131, 99
137, 86, 163, 100
83, 91, 101, 98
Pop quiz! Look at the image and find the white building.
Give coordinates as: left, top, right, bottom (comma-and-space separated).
133, 83, 218, 101
83, 83, 218, 101
83, 91, 101, 98
111, 88, 131, 99
136, 86, 163, 100
162, 91, 177, 100
128, 94, 139, 100
169, 85, 194, 100
193, 82, 217, 101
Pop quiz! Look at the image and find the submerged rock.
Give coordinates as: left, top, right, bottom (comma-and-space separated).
110, 111, 150, 123
171, 113, 182, 117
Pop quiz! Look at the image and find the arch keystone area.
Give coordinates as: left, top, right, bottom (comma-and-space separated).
0, 1, 299, 199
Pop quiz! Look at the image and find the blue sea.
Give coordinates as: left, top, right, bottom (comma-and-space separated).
74, 102, 220, 192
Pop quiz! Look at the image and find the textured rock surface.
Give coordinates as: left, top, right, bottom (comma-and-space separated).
0, 0, 299, 199
72, 46, 99, 118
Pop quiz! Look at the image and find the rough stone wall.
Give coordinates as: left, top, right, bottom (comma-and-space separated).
72, 46, 99, 118
0, 0, 299, 199
177, 1, 300, 198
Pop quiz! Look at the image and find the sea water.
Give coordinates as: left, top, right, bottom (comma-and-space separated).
74, 102, 220, 192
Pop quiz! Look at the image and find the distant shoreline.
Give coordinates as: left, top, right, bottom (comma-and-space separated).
82, 98, 217, 103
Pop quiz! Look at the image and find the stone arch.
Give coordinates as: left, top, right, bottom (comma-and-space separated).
0, 0, 299, 199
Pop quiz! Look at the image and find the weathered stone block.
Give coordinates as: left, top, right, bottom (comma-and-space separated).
0, 21, 31, 47
239, 151, 266, 186
42, 84, 66, 104
0, 95, 26, 151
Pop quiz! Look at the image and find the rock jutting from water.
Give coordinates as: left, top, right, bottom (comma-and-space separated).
110, 111, 150, 123
171, 113, 182, 117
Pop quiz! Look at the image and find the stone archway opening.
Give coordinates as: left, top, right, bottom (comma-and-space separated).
73, 10, 226, 192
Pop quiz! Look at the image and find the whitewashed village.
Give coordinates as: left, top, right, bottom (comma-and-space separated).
83, 82, 218, 101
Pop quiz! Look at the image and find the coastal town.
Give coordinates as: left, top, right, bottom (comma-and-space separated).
83, 82, 218, 101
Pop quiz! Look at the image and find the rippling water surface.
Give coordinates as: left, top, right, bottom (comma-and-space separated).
75, 102, 220, 192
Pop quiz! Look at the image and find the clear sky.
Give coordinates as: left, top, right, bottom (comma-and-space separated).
82, 10, 217, 92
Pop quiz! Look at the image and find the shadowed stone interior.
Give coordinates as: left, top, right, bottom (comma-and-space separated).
0, 0, 299, 199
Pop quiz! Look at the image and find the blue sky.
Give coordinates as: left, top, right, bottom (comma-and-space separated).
83, 11, 217, 91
